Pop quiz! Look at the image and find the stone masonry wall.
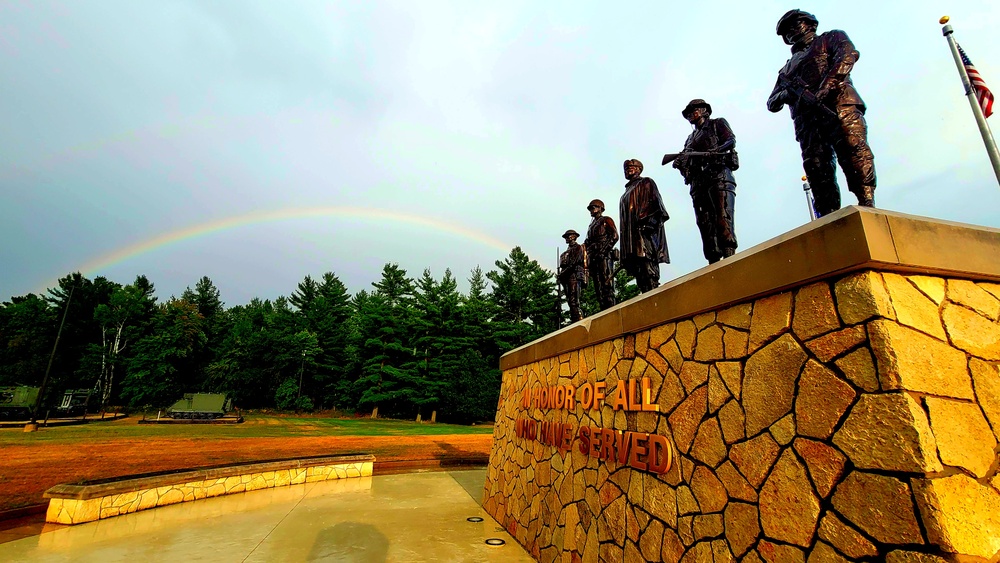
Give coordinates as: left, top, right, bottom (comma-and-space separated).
47, 460, 373, 525
484, 270, 1000, 562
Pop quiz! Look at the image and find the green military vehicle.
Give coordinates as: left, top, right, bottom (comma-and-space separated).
0, 385, 40, 420
55, 389, 93, 417
166, 393, 232, 419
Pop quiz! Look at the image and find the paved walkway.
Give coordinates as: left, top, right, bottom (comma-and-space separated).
0, 469, 531, 562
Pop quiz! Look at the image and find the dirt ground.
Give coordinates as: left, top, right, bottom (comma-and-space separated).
0, 418, 494, 513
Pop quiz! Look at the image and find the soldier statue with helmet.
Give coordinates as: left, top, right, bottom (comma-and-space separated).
619, 159, 670, 294
558, 229, 587, 323
767, 9, 876, 217
666, 99, 739, 264
583, 199, 619, 311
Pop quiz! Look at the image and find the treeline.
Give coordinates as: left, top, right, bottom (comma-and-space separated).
1, 248, 638, 423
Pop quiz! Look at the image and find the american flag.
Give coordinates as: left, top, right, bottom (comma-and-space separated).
958, 43, 994, 118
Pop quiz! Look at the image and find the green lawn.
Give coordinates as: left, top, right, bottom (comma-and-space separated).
0, 415, 495, 445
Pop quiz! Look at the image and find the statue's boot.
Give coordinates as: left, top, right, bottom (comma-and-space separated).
856, 186, 875, 207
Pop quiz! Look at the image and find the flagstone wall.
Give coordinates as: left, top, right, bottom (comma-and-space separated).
485, 208, 1000, 563
45, 454, 374, 525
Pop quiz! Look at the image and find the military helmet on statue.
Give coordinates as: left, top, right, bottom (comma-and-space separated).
776, 9, 818, 44
623, 159, 643, 173
587, 199, 605, 211
562, 229, 580, 240
682, 99, 712, 118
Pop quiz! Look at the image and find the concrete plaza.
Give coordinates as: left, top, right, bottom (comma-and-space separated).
0, 469, 530, 562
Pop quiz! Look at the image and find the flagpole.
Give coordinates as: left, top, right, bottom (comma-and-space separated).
801, 176, 816, 222
941, 16, 1000, 187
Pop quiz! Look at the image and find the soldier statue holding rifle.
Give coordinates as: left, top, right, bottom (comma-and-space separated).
766, 9, 876, 217
558, 229, 587, 323
664, 99, 739, 264
583, 199, 619, 311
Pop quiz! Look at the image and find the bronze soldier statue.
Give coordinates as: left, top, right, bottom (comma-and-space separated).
767, 9, 876, 217
619, 159, 669, 294
583, 199, 619, 310
668, 99, 739, 264
558, 229, 587, 323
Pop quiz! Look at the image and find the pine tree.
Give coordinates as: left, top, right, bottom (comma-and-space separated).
275, 329, 321, 411
44, 273, 120, 404
614, 268, 641, 304
120, 299, 207, 408
487, 247, 558, 350
180, 276, 227, 387
444, 266, 503, 422
463, 266, 497, 349
207, 298, 282, 408
288, 273, 351, 408
410, 269, 466, 419
0, 294, 56, 386
182, 276, 223, 319
353, 264, 419, 418
288, 275, 319, 317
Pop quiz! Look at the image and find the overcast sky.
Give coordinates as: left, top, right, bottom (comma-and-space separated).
2, 1, 998, 305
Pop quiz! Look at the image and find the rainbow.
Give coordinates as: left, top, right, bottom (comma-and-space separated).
47, 207, 518, 290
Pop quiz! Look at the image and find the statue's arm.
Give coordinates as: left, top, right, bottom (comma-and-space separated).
767, 74, 788, 113
714, 118, 736, 152
605, 217, 619, 246
817, 30, 859, 100
641, 180, 670, 226
673, 135, 695, 170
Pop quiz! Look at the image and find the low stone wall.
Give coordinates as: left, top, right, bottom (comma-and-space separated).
36, 476, 374, 551
44, 454, 375, 525
485, 207, 1000, 562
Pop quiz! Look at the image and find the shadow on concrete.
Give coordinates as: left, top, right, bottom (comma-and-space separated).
306, 521, 389, 562
432, 439, 489, 467
0, 511, 65, 546
371, 439, 488, 477
433, 440, 491, 504
447, 470, 487, 505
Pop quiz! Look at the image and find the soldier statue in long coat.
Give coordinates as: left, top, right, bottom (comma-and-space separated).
766, 9, 876, 217
619, 159, 669, 294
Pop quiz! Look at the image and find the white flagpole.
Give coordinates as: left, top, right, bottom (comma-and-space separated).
941, 16, 1000, 187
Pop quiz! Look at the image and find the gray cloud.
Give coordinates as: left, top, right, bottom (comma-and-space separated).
2, 0, 998, 304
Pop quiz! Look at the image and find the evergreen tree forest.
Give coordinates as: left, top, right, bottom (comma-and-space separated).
1, 249, 639, 423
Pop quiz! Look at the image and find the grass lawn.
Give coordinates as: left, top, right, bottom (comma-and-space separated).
0, 415, 495, 512
1, 414, 494, 445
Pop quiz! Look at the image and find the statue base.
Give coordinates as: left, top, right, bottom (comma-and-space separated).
485, 206, 1000, 562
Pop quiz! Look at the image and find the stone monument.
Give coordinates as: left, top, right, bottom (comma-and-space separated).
485, 206, 1000, 561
